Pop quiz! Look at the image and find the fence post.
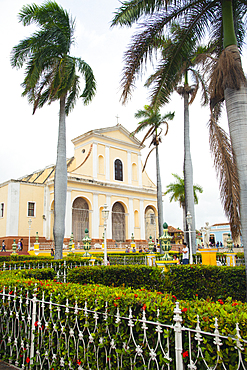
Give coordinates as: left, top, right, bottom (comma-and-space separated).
173, 301, 183, 370
30, 289, 37, 365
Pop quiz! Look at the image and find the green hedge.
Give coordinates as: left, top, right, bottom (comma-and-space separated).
67, 264, 246, 302
67, 265, 167, 291
167, 265, 246, 301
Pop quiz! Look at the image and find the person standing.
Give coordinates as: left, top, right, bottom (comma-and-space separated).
182, 242, 189, 264
1, 240, 6, 252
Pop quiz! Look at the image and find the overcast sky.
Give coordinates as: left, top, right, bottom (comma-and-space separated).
1, 0, 240, 231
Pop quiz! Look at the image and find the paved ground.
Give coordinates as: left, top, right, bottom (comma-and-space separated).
0, 361, 19, 369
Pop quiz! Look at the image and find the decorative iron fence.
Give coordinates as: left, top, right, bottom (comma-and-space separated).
0, 288, 246, 369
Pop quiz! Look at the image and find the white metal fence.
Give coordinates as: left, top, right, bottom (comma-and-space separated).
0, 287, 246, 369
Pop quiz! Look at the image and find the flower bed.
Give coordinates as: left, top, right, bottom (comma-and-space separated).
0, 270, 247, 369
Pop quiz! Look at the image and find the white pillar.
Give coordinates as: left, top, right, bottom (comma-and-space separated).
128, 198, 134, 238
43, 185, 50, 239
92, 193, 99, 238
105, 146, 110, 181
138, 154, 142, 187
93, 142, 97, 180
106, 195, 111, 239
128, 151, 132, 185
140, 199, 145, 240
6, 182, 20, 236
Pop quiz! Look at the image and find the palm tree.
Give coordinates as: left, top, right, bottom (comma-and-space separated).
11, 2, 96, 259
145, 25, 210, 253
111, 0, 244, 253
164, 174, 203, 233
132, 105, 174, 238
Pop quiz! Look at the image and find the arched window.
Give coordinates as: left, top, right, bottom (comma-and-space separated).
134, 210, 139, 228
72, 198, 89, 242
132, 163, 137, 181
114, 159, 123, 181
98, 155, 104, 174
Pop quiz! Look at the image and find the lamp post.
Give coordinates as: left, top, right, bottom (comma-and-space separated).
186, 211, 193, 264
102, 204, 109, 265
28, 218, 32, 251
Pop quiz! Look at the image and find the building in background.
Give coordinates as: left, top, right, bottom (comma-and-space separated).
0, 125, 159, 249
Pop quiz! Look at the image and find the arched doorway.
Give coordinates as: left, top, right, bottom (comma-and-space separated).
145, 206, 157, 241
72, 198, 89, 242
112, 202, 125, 242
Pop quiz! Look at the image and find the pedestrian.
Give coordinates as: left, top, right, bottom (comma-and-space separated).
51, 248, 54, 256
20, 238, 23, 251
17, 239, 21, 251
1, 240, 6, 252
107, 256, 110, 265
182, 242, 189, 264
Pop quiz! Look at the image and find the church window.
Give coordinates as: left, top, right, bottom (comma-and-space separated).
134, 210, 139, 227
98, 155, 104, 174
0, 203, 4, 217
115, 159, 123, 181
132, 163, 138, 181
28, 202, 35, 217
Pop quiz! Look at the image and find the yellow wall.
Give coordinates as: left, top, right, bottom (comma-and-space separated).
19, 183, 44, 236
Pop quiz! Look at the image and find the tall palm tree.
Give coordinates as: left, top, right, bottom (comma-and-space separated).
164, 174, 203, 233
11, 2, 96, 259
111, 0, 244, 253
145, 25, 210, 252
132, 105, 174, 238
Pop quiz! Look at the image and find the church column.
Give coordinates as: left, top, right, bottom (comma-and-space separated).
64, 190, 72, 238
92, 193, 99, 239
93, 142, 97, 180
128, 198, 134, 238
105, 146, 110, 181
106, 195, 112, 239
140, 199, 145, 240
6, 182, 20, 236
138, 154, 142, 187
43, 185, 50, 239
128, 151, 132, 185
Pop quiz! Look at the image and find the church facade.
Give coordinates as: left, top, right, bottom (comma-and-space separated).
0, 125, 158, 247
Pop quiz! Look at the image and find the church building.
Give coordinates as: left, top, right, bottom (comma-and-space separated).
0, 124, 158, 248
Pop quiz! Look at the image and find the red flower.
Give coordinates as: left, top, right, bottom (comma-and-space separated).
182, 308, 187, 313
172, 295, 177, 300
232, 302, 238, 306
77, 360, 81, 365
218, 299, 224, 305
34, 321, 38, 327
142, 304, 147, 311
26, 357, 30, 363
114, 303, 118, 307
134, 294, 138, 298
182, 350, 189, 358
9, 291, 13, 295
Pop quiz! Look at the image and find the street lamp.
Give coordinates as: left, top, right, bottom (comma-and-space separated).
28, 218, 32, 251
102, 204, 109, 265
186, 211, 193, 264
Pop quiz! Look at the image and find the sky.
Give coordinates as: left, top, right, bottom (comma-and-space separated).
1, 0, 237, 231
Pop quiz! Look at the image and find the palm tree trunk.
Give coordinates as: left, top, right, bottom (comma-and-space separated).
183, 89, 196, 254
225, 85, 247, 299
156, 145, 164, 239
221, 0, 247, 300
54, 95, 67, 260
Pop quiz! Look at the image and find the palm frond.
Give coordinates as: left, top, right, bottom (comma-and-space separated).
111, 0, 165, 27
209, 44, 247, 109
77, 58, 97, 105
142, 146, 155, 172
208, 105, 241, 240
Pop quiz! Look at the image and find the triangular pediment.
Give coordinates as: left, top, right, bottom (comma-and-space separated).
72, 124, 144, 149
